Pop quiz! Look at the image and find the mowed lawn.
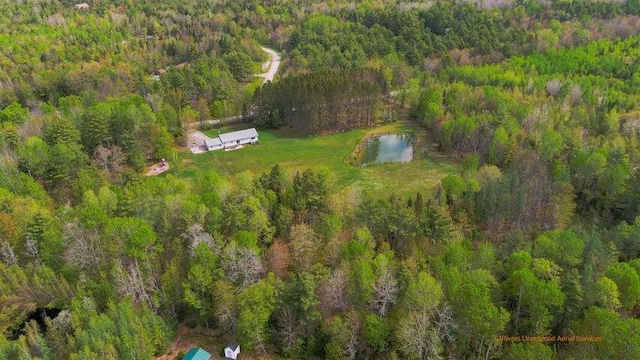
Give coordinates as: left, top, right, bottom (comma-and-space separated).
178, 121, 459, 197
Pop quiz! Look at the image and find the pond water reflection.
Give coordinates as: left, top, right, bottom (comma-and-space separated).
357, 133, 415, 166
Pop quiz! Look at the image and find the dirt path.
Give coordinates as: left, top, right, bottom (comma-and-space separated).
190, 47, 281, 130
255, 47, 281, 85
156, 325, 193, 360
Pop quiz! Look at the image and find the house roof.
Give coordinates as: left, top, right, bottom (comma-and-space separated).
219, 128, 258, 143
75, 3, 90, 9
225, 341, 240, 351
183, 347, 211, 360
204, 138, 222, 147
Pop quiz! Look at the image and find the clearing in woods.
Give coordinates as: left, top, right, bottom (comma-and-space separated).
178, 121, 459, 198
156, 325, 304, 360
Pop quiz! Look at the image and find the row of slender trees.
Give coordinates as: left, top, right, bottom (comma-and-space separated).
251, 68, 387, 134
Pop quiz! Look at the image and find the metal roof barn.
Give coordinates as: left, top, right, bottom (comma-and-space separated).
204, 138, 222, 147
219, 128, 259, 144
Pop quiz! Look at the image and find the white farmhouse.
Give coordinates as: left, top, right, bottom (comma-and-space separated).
204, 137, 223, 151
201, 128, 259, 152
218, 128, 259, 149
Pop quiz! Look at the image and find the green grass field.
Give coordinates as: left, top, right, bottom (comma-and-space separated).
178, 121, 459, 197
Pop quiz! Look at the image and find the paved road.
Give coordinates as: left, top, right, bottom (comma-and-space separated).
256, 47, 281, 85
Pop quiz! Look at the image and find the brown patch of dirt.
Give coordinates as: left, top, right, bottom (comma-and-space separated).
157, 324, 317, 360
145, 161, 170, 176
157, 325, 229, 360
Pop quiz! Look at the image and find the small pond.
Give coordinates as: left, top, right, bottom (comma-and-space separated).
355, 133, 415, 166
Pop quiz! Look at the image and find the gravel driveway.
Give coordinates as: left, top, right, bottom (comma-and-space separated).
188, 130, 212, 154
256, 47, 281, 85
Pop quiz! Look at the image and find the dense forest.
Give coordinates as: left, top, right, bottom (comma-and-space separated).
252, 68, 387, 133
1, 0, 640, 359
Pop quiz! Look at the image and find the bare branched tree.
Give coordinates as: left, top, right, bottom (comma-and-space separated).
0, 241, 17, 265
521, 104, 549, 133
278, 306, 299, 351
113, 260, 155, 310
546, 79, 562, 97
436, 304, 458, 342
569, 84, 583, 104
48, 309, 72, 335
222, 244, 264, 289
319, 269, 350, 315
370, 267, 399, 316
92, 145, 126, 182
622, 117, 640, 138
183, 223, 216, 256
345, 310, 360, 360
63, 223, 101, 270
397, 310, 443, 360
47, 13, 67, 26
23, 235, 40, 265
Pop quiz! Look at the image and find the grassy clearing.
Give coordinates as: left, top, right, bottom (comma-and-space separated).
177, 121, 459, 197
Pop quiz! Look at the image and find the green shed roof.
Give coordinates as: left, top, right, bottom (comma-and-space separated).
183, 347, 211, 360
